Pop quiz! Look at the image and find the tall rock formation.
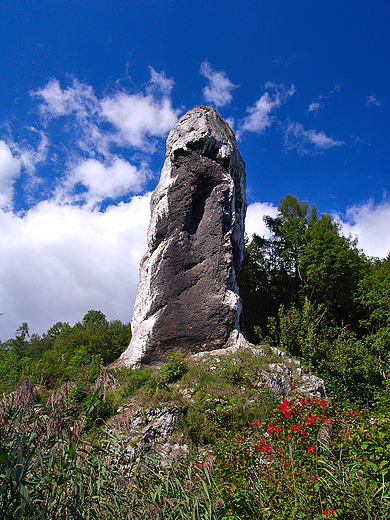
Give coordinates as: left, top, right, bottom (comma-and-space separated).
119, 107, 247, 366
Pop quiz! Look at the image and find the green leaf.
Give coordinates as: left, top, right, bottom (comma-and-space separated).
68, 434, 76, 460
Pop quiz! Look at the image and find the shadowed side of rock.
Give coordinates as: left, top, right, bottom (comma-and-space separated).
119, 107, 247, 367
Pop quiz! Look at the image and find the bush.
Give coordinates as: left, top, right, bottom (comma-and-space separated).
157, 353, 188, 387
210, 398, 390, 519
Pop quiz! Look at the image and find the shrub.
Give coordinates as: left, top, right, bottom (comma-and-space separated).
157, 353, 188, 387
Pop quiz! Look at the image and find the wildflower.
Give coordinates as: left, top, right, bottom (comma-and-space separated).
323, 506, 335, 516
254, 420, 260, 426
307, 445, 316, 454
278, 399, 294, 418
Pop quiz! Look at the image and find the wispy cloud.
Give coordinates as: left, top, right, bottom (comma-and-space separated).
237, 82, 295, 138
283, 119, 344, 155
306, 101, 322, 116
34, 78, 98, 121
200, 60, 237, 108
146, 67, 175, 96
306, 85, 341, 116
366, 95, 382, 106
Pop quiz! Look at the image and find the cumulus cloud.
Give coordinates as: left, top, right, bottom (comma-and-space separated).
101, 93, 178, 149
0, 194, 151, 341
24, 70, 180, 208
58, 157, 149, 208
0, 141, 21, 209
245, 201, 278, 239
237, 83, 295, 138
200, 60, 237, 108
337, 200, 390, 259
283, 120, 344, 155
34, 72, 179, 154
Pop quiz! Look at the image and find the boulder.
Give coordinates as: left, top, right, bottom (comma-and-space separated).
119, 107, 247, 367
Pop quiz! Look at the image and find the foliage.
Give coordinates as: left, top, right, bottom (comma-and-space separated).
0, 402, 216, 520
0, 311, 131, 393
240, 193, 389, 407
210, 398, 390, 519
157, 353, 188, 387
1, 192, 390, 517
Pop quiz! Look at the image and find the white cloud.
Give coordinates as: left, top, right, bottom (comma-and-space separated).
147, 67, 175, 96
200, 60, 237, 108
0, 141, 21, 209
237, 83, 295, 138
245, 201, 278, 239
366, 95, 382, 106
283, 120, 344, 155
337, 200, 390, 259
306, 101, 322, 116
25, 70, 180, 207
34, 78, 98, 120
60, 157, 149, 207
33, 71, 179, 154
0, 194, 151, 341
306, 85, 341, 116
101, 93, 178, 148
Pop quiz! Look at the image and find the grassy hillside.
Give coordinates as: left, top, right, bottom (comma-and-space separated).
1, 346, 390, 519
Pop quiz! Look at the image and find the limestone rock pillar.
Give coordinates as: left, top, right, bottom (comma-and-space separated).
119, 106, 247, 366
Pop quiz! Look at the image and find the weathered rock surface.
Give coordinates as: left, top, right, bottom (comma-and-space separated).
119, 107, 247, 366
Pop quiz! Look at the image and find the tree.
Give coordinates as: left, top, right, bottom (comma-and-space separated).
82, 310, 108, 328
240, 194, 370, 339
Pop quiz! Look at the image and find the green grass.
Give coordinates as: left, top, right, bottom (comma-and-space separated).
1, 348, 390, 519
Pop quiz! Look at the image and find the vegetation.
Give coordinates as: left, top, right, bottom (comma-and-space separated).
0, 310, 131, 393
1, 193, 390, 518
239, 194, 390, 407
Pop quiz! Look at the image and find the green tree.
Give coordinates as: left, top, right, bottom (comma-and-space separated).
240, 194, 370, 341
82, 309, 108, 328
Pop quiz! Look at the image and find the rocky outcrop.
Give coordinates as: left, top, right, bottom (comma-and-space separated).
119, 107, 247, 367
111, 404, 184, 457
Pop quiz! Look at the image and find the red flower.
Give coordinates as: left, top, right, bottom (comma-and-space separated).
307, 445, 316, 454
254, 420, 260, 426
323, 507, 335, 516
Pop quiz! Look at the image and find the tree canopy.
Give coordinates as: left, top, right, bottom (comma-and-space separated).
239, 194, 389, 405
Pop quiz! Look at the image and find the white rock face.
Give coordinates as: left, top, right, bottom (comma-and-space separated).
119, 107, 247, 367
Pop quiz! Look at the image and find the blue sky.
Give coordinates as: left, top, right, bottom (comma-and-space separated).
1, 0, 390, 340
